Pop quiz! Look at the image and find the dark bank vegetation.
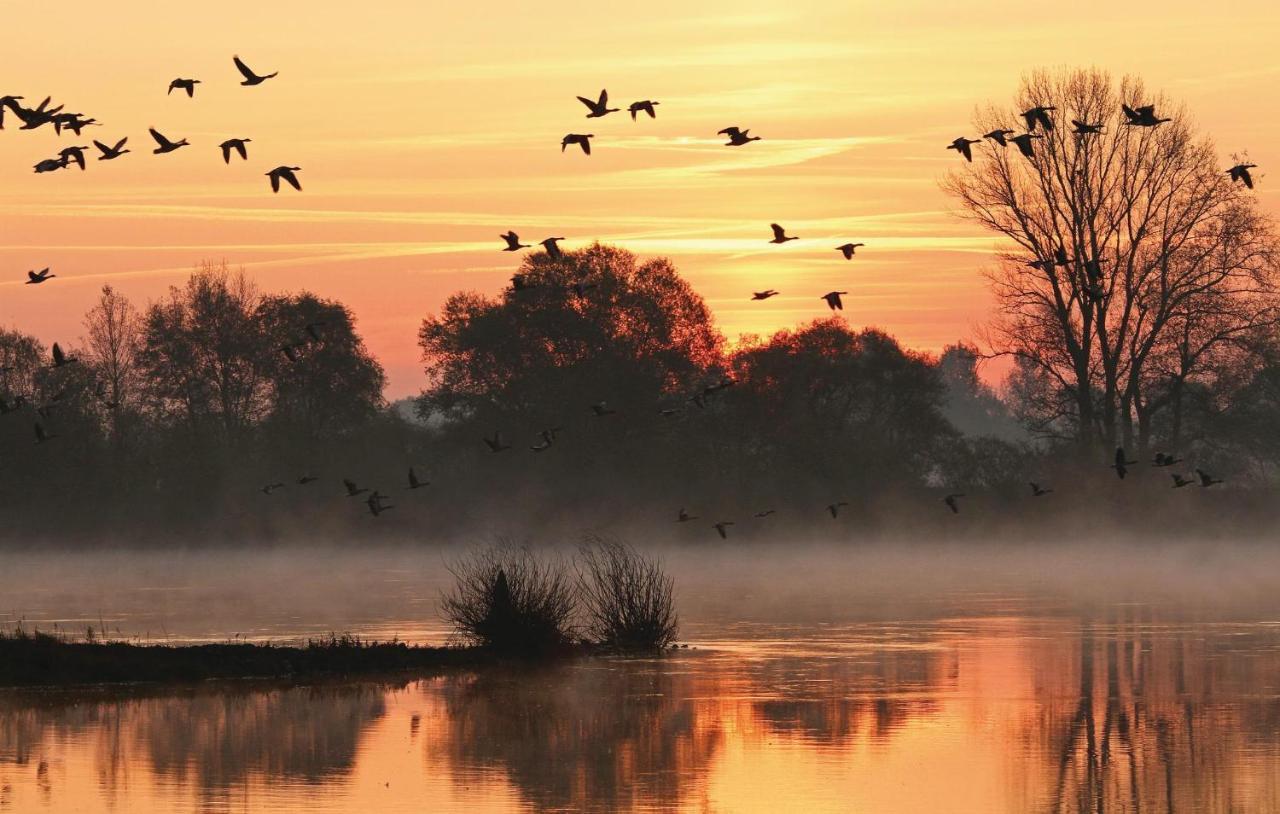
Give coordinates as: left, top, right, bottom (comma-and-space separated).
1, 68, 1279, 544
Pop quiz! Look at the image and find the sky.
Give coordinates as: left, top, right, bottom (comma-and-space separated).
1, 0, 1277, 398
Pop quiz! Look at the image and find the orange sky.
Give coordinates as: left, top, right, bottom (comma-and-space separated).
1, 0, 1276, 397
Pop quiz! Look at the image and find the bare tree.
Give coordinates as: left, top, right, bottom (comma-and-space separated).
941, 68, 1279, 456
82, 284, 140, 439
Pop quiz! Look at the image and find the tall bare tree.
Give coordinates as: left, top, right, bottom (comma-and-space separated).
942, 68, 1279, 456
82, 284, 140, 439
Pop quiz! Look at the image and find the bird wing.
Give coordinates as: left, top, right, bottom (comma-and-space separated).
770, 223, 785, 240
93, 139, 112, 155
220, 143, 232, 163
235, 141, 248, 160
283, 170, 301, 191
233, 55, 256, 81
27, 270, 39, 281
149, 128, 170, 147
717, 127, 740, 136
597, 88, 608, 106
576, 96, 597, 111
580, 139, 590, 155
270, 172, 281, 193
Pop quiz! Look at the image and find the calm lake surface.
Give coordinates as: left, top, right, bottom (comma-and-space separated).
3, 542, 1280, 812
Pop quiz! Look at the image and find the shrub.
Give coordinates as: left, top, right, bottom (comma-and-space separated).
440, 545, 577, 655
576, 535, 678, 652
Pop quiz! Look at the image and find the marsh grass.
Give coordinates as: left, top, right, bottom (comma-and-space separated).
576, 535, 678, 652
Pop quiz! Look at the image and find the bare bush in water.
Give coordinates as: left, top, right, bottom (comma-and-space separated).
576, 535, 678, 651
440, 545, 577, 655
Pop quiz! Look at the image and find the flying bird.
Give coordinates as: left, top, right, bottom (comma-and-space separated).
220, 138, 251, 163
1171, 473, 1194, 488
983, 129, 1015, 146
1196, 468, 1223, 487
561, 134, 594, 155
1121, 104, 1170, 127
590, 401, 617, 416
367, 492, 393, 516
266, 166, 302, 193
1071, 120, 1104, 135
168, 78, 201, 97
500, 231, 530, 251
751, 290, 779, 301
821, 291, 848, 311
343, 478, 368, 497
1111, 447, 1138, 479
836, 243, 865, 260
1022, 106, 1056, 132
1029, 482, 1053, 497
234, 55, 278, 86
510, 273, 539, 292
149, 127, 189, 154
297, 475, 319, 485
677, 508, 697, 522
540, 237, 566, 257
26, 268, 55, 284
1010, 133, 1042, 158
49, 343, 74, 368
484, 431, 511, 452
1227, 163, 1257, 189
93, 138, 129, 160
59, 146, 88, 170
943, 493, 964, 513
713, 521, 734, 539
628, 100, 659, 120
827, 502, 849, 518
754, 509, 776, 518
262, 483, 285, 495
718, 126, 760, 146
769, 223, 797, 244
947, 137, 980, 162
1152, 452, 1183, 467
576, 89, 619, 118
33, 158, 68, 174
407, 467, 427, 489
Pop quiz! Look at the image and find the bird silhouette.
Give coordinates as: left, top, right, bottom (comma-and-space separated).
26, 268, 55, 284
677, 508, 697, 522
1010, 133, 1042, 158
1022, 106, 1056, 132
14, 97, 64, 130
59, 146, 88, 170
1227, 163, 1257, 189
168, 78, 200, 97
540, 237, 566, 258
367, 491, 393, 516
54, 114, 99, 136
93, 138, 130, 160
836, 243, 865, 260
943, 493, 964, 513
297, 475, 319, 485
983, 129, 1015, 146
1171, 473, 1194, 488
407, 467, 427, 489
1111, 447, 1138, 479
577, 89, 619, 118
713, 521, 734, 539
530, 428, 559, 452
1152, 452, 1183, 467
1196, 468, 1222, 487
569, 281, 597, 297
590, 401, 617, 416
0, 95, 23, 129
751, 290, 779, 300
769, 223, 797, 244
827, 501, 849, 518
1071, 120, 1104, 135
220, 138, 251, 163
149, 128, 189, 154
1029, 482, 1053, 497
34, 422, 55, 444
500, 231, 530, 251
718, 126, 760, 146
1121, 104, 1170, 127
511, 273, 539, 292
343, 478, 368, 497
49, 343, 74, 368
262, 483, 285, 494
947, 137, 980, 162
33, 157, 68, 174
821, 291, 848, 311
266, 166, 302, 193
628, 100, 659, 120
561, 134, 594, 155
234, 55, 278, 86
754, 509, 776, 518
483, 431, 511, 452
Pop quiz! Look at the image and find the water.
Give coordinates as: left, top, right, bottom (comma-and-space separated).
3, 543, 1280, 812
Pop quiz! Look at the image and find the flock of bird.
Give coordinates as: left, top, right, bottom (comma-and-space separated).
6, 80, 1253, 532
5, 55, 301, 193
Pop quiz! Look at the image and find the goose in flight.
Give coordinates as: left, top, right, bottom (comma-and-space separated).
149, 127, 189, 154
0, 95, 23, 129
407, 467, 427, 489
628, 100, 659, 120
1171, 473, 1194, 488
677, 508, 697, 522
297, 475, 319, 485
1152, 452, 1183, 467
33, 158, 68, 174
590, 401, 617, 416
751, 290, 780, 301
168, 78, 200, 97
769, 223, 797, 244
713, 521, 734, 539
266, 166, 302, 192
26, 268, 55, 284
836, 243, 865, 260
821, 291, 848, 311
49, 343, 75, 369
1071, 120, 1104, 135
561, 134, 594, 155
54, 114, 99, 136
827, 501, 849, 518
540, 237, 566, 257
983, 129, 1015, 146
34, 422, 55, 444
947, 136, 980, 162
1196, 468, 1222, 487
1022, 106, 1056, 132
1010, 133, 1042, 158
59, 146, 88, 170
1111, 447, 1138, 479
262, 483, 285, 495
93, 138, 129, 160
1121, 104, 1170, 127
1029, 482, 1053, 497
234, 55, 278, 86
15, 97, 64, 130
343, 478, 368, 497
943, 493, 964, 513
570, 281, 597, 297
220, 138, 251, 163
719, 126, 760, 146
754, 509, 776, 518
484, 431, 511, 452
510, 273, 540, 292
1227, 163, 1257, 189
530, 428, 559, 452
500, 231, 530, 251
577, 89, 619, 118
367, 491, 393, 516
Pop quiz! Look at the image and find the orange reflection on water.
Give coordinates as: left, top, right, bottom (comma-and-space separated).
3, 608, 1280, 813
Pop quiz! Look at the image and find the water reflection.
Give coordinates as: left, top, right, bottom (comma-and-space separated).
3, 607, 1280, 812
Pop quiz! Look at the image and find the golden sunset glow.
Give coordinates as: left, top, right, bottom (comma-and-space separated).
2, 1, 1276, 396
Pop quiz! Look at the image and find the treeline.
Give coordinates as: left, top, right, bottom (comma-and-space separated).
2, 243, 1277, 546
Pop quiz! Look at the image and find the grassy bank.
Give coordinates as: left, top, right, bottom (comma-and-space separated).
0, 631, 497, 688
